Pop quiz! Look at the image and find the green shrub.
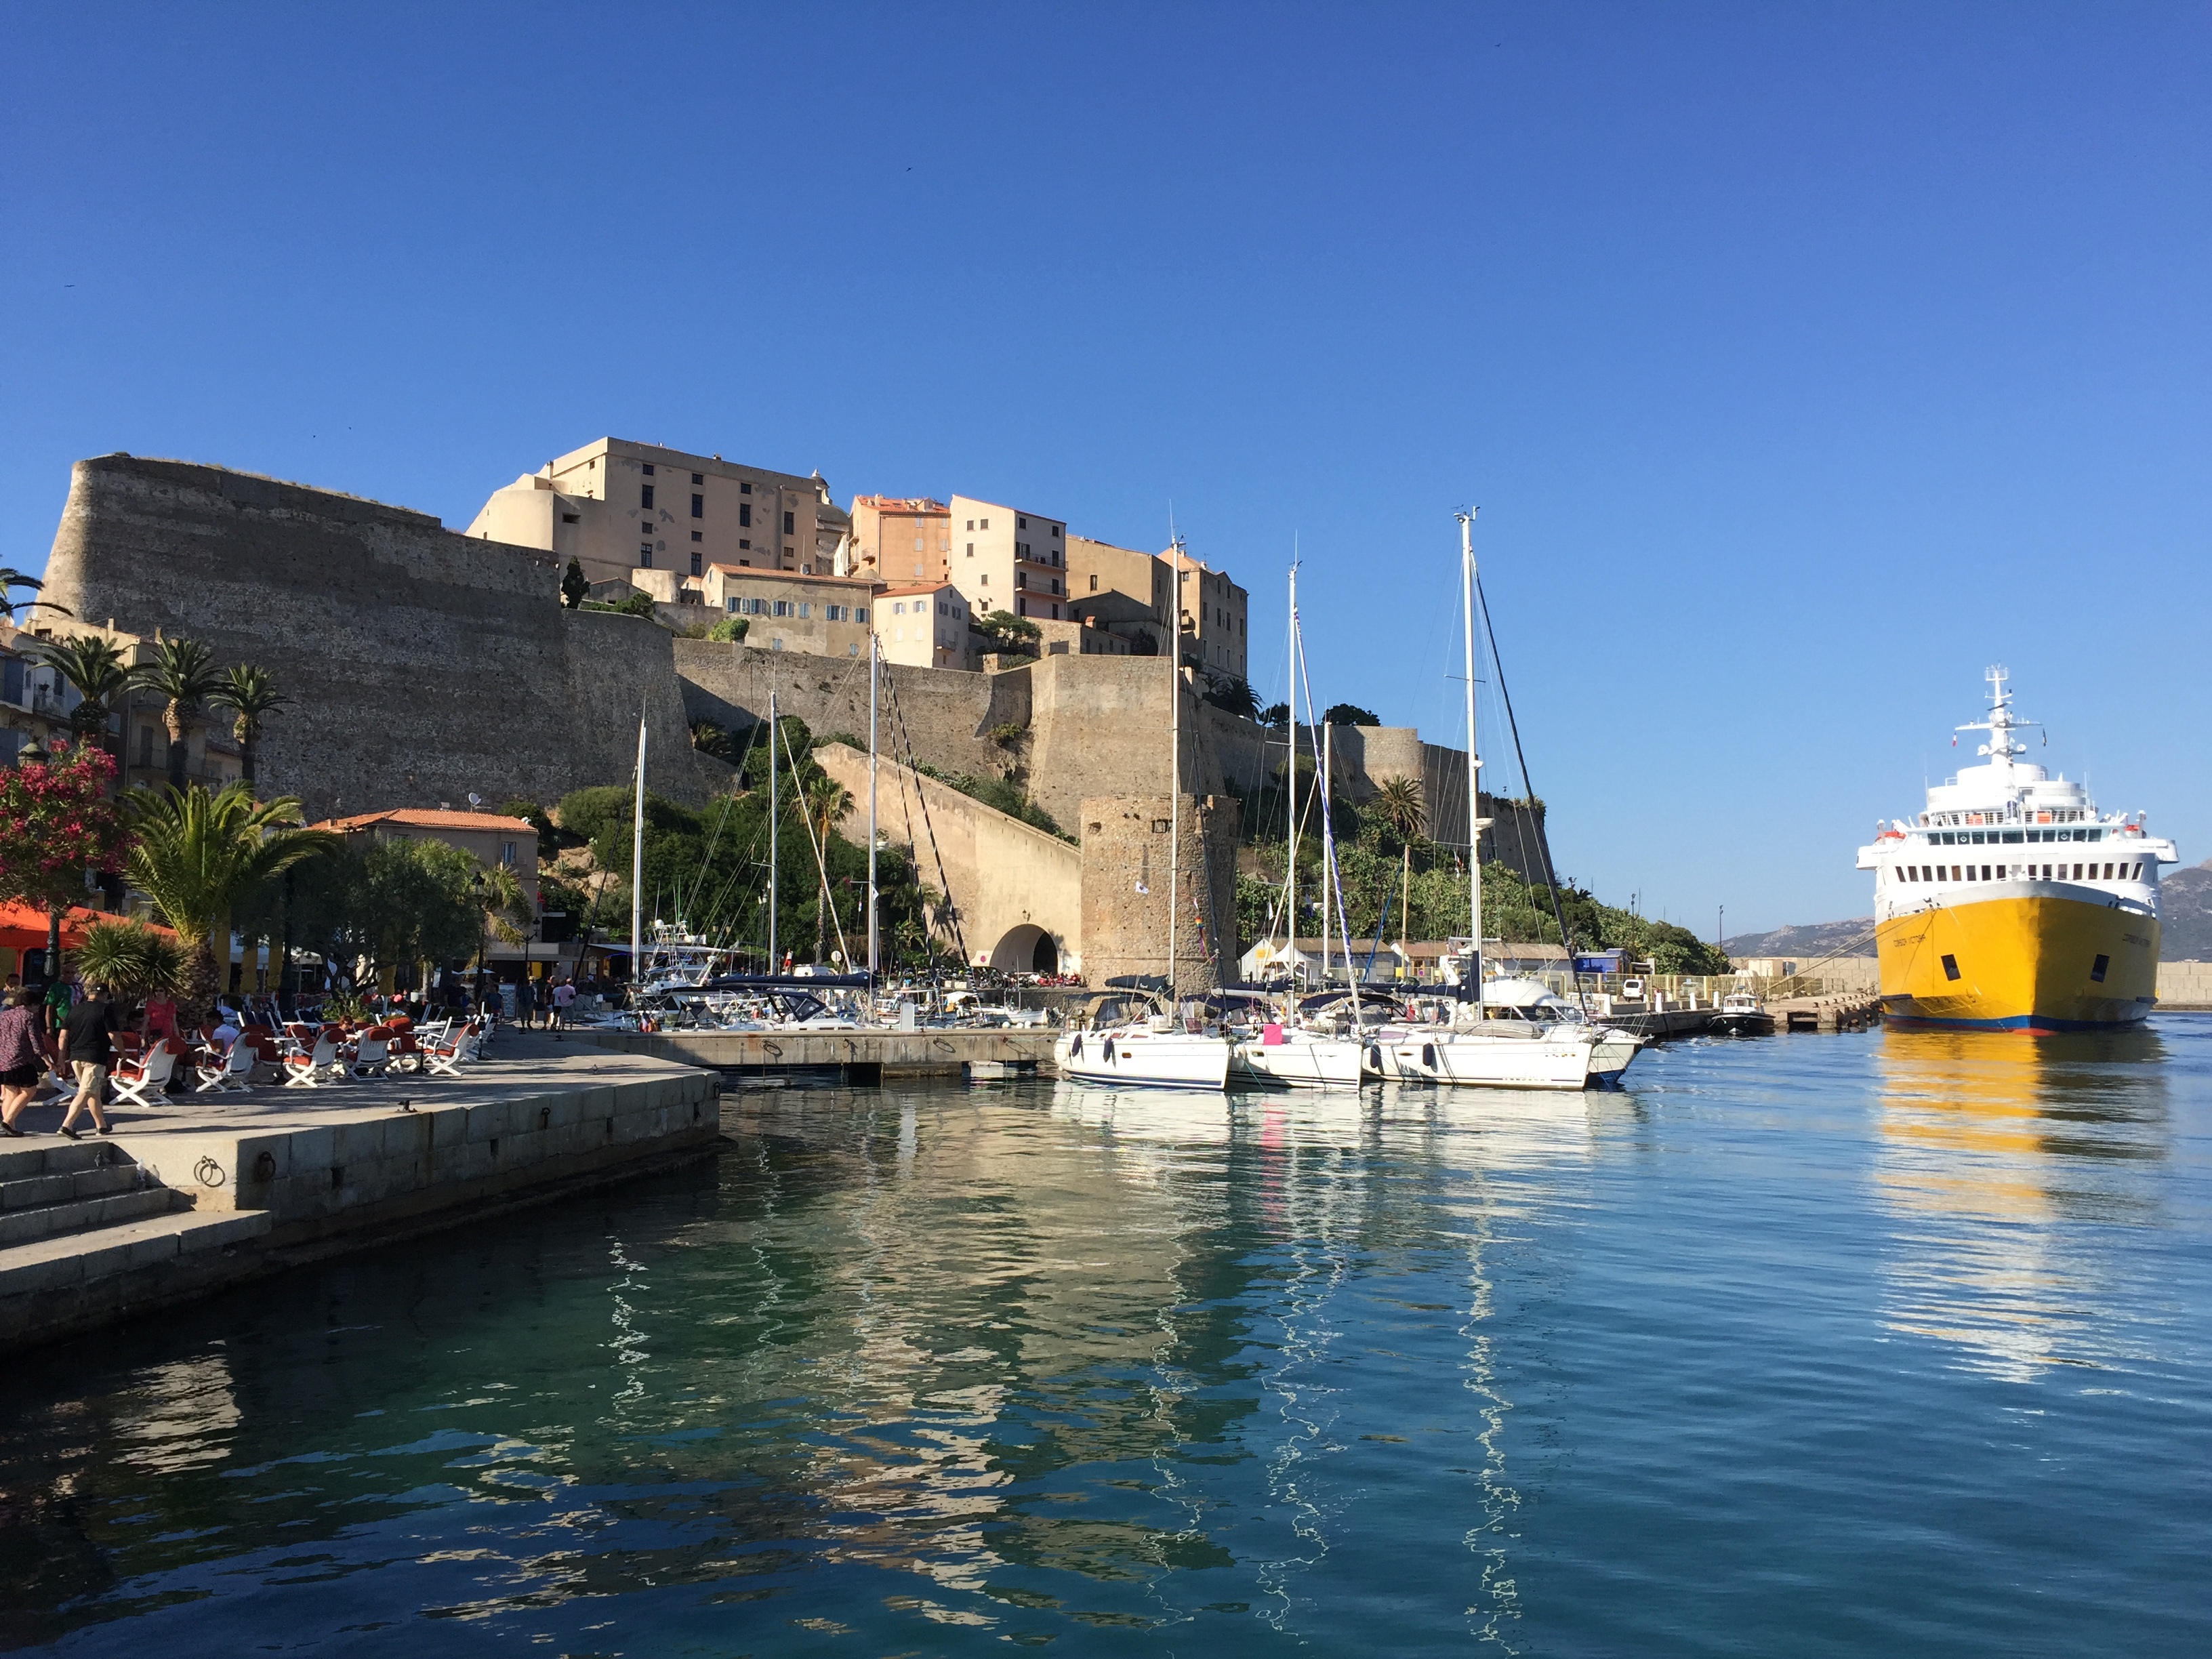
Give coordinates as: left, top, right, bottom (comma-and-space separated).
707, 616, 749, 642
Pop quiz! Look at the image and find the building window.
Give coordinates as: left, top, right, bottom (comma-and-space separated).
1018, 516, 1028, 529
739, 504, 752, 527
1090, 575, 1099, 591
641, 485, 655, 510
772, 639, 783, 651
798, 603, 811, 618
740, 481, 751, 495
690, 530, 703, 542
138, 726, 154, 767
640, 546, 653, 567
774, 600, 792, 617
1052, 525, 1061, 537
502, 841, 518, 865
979, 517, 989, 529
966, 543, 974, 556
726, 598, 740, 613
893, 602, 904, 615
691, 472, 703, 485
979, 573, 988, 586
691, 493, 704, 518
855, 607, 869, 623
914, 535, 924, 551
641, 463, 655, 475
739, 537, 751, 550
690, 551, 702, 577
561, 512, 579, 523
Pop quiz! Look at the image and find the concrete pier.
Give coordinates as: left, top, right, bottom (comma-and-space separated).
0, 1033, 719, 1353
589, 1025, 1060, 1080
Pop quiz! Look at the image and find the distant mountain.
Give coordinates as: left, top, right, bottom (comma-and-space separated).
1720, 862, 2212, 964
2162, 861, 2212, 961
1722, 917, 1877, 962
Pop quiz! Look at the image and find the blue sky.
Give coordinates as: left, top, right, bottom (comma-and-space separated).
5, 3, 2206, 935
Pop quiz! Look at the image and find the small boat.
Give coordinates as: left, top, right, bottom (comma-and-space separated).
1374, 978, 1642, 1090
1712, 991, 1772, 1035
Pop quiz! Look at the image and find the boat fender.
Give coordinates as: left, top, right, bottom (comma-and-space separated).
1103, 1038, 1115, 1063
1262, 1021, 1284, 1046
1069, 1033, 1083, 1059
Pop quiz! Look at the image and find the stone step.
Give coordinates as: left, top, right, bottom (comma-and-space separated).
0, 1162, 138, 1213
0, 1185, 180, 1250
0, 1138, 120, 1183
0, 1207, 272, 1302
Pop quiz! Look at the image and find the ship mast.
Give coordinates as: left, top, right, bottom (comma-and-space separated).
1168, 530, 1183, 1008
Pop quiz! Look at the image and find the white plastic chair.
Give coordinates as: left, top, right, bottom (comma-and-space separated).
194, 1040, 255, 1094
111, 1040, 185, 1107
349, 1028, 392, 1078
283, 1030, 341, 1086
422, 1020, 481, 1077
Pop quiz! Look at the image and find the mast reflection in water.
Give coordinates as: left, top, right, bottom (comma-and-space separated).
1, 1027, 2207, 1656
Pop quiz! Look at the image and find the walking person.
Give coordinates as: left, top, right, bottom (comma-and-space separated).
533, 973, 552, 1031
550, 976, 575, 1030
58, 983, 119, 1139
0, 987, 51, 1137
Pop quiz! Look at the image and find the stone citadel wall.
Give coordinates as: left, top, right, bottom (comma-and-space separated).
39, 456, 720, 819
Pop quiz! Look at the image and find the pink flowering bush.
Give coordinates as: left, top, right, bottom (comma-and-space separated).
0, 747, 129, 917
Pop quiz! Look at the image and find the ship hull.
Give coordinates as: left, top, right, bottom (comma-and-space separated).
1875, 885, 2159, 1031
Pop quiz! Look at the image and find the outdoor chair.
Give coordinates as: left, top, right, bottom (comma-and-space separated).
421, 1020, 482, 1077
192, 1040, 255, 1094
386, 1028, 425, 1074
282, 1030, 342, 1086
111, 1039, 186, 1107
348, 1027, 393, 1079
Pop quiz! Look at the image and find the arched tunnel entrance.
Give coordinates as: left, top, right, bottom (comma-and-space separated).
988, 924, 1059, 975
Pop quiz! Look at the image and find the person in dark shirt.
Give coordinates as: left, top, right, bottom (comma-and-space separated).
59, 983, 117, 1139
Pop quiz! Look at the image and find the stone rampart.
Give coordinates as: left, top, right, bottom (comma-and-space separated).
809, 742, 1082, 972
39, 455, 720, 815
674, 638, 1023, 782
1078, 794, 1240, 994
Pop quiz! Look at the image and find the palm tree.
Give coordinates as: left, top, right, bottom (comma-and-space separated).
25, 633, 133, 747
125, 782, 340, 1022
1370, 774, 1426, 947
0, 567, 68, 625
802, 774, 853, 962
132, 636, 226, 791
214, 663, 288, 789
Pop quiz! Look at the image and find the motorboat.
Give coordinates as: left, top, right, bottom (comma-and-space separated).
1712, 990, 1774, 1035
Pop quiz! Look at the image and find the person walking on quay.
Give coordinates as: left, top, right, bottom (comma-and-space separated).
42, 973, 72, 1043
58, 983, 118, 1139
550, 976, 574, 1030
0, 987, 52, 1137
533, 973, 552, 1030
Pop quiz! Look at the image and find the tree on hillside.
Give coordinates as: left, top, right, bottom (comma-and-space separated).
1261, 702, 1290, 727
0, 747, 128, 985
132, 636, 226, 790
1322, 702, 1380, 728
802, 775, 855, 963
26, 634, 133, 747
125, 782, 339, 1021
975, 610, 1042, 657
1369, 775, 1425, 945
561, 558, 590, 609
1201, 674, 1260, 719
215, 663, 288, 788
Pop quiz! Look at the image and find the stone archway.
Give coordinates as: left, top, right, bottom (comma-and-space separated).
989, 924, 1057, 975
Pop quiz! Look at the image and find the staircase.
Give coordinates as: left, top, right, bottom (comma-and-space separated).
0, 1138, 272, 1338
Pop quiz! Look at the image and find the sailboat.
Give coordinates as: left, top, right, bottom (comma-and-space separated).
1054, 533, 1232, 1089
1232, 562, 1370, 1089
1368, 511, 1645, 1090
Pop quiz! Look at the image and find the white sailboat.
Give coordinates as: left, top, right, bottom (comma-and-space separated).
1370, 511, 1644, 1092
1054, 531, 1231, 1090
1233, 562, 1369, 1090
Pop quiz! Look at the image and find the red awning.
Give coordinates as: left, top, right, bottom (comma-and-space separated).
0, 903, 176, 956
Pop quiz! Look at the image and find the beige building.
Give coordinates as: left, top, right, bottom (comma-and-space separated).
312, 807, 541, 909
4, 618, 245, 791
1168, 552, 1249, 681
466, 438, 852, 590
1034, 617, 1132, 657
875, 582, 972, 670
1065, 534, 1172, 653
700, 566, 880, 658
848, 496, 951, 586
947, 495, 1071, 626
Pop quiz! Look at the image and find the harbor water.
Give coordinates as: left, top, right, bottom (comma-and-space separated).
3, 1021, 2208, 1655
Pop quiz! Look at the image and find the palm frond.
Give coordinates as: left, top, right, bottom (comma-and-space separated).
124, 781, 340, 944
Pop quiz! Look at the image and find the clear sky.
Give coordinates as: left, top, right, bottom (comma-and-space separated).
5, 3, 2206, 935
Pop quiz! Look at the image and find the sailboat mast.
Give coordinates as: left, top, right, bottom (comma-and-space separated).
867, 632, 879, 983
1458, 510, 1481, 994
767, 686, 779, 972
630, 712, 647, 989
1167, 531, 1182, 1004
1285, 562, 1297, 974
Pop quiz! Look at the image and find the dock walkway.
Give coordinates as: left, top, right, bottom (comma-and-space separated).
0, 1030, 718, 1353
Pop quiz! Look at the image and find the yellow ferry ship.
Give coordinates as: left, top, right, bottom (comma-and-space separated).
1856, 669, 2177, 1031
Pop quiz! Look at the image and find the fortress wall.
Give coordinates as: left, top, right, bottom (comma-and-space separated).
39, 455, 716, 817
1078, 794, 1240, 995
672, 640, 1014, 781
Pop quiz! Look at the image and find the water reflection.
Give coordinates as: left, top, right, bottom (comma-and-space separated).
1874, 1026, 2171, 1380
